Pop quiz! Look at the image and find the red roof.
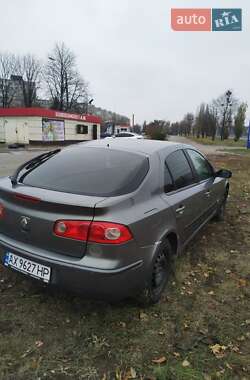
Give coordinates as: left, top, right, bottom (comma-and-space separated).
0, 107, 101, 124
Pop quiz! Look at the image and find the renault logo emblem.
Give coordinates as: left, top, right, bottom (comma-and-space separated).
20, 216, 31, 231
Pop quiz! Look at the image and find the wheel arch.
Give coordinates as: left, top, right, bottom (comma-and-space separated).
163, 230, 179, 256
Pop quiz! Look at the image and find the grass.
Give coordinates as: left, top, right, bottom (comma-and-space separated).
220, 148, 250, 156
187, 136, 246, 147
153, 362, 205, 380
0, 154, 250, 380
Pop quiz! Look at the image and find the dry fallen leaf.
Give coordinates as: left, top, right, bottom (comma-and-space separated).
173, 352, 180, 358
115, 368, 122, 380
35, 340, 44, 348
237, 335, 245, 342
210, 344, 227, 358
152, 356, 167, 365
21, 347, 35, 359
225, 362, 233, 370
118, 322, 126, 328
238, 279, 247, 287
231, 345, 240, 353
208, 291, 215, 296
182, 359, 190, 367
139, 312, 148, 321
129, 367, 137, 379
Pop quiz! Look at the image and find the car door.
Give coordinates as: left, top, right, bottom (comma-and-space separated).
185, 149, 217, 221
161, 149, 208, 245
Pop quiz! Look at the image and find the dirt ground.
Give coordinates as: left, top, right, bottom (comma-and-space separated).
0, 151, 249, 380
169, 136, 248, 156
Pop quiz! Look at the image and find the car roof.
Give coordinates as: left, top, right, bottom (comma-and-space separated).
80, 139, 190, 156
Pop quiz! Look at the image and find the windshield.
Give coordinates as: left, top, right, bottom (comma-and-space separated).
21, 147, 149, 197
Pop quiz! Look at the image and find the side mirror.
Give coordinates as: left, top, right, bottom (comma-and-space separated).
215, 169, 232, 179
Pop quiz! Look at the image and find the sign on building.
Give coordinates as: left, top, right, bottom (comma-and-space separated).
42, 119, 65, 142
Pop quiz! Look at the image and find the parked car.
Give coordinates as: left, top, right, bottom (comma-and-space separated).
0, 140, 231, 304
100, 132, 112, 139
105, 132, 144, 139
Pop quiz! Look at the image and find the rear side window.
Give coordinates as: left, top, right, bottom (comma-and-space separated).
166, 150, 194, 190
164, 164, 175, 193
187, 149, 214, 181
20, 147, 149, 197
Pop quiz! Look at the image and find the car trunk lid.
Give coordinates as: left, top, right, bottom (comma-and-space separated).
0, 178, 104, 258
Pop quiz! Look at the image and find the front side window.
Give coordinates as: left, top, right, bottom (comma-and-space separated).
166, 150, 194, 190
187, 149, 213, 181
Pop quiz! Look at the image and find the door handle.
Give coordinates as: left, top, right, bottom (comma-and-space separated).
176, 205, 186, 215
205, 190, 211, 197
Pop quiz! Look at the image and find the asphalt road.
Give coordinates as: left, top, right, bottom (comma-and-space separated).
0, 137, 236, 178
0, 149, 48, 177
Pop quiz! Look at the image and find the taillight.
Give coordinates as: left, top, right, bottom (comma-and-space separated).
54, 220, 133, 244
54, 221, 90, 241
0, 203, 4, 219
89, 222, 133, 244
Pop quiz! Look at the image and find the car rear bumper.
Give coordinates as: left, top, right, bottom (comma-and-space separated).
0, 238, 145, 301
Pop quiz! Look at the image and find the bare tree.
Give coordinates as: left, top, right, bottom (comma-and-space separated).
208, 105, 218, 141
234, 102, 248, 141
45, 42, 89, 112
213, 90, 238, 140
0, 52, 17, 107
182, 113, 194, 136
17, 54, 42, 107
194, 104, 206, 138
170, 122, 180, 135
194, 103, 218, 140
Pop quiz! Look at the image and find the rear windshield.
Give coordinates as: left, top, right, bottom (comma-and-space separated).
20, 147, 149, 197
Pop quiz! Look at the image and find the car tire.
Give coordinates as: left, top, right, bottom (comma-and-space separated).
137, 239, 174, 306
214, 187, 229, 222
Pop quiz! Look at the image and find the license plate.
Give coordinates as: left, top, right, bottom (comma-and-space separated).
3, 252, 51, 283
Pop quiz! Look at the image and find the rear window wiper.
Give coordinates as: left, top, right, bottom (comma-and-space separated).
10, 149, 61, 186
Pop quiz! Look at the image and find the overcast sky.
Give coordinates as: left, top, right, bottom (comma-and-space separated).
0, 0, 249, 124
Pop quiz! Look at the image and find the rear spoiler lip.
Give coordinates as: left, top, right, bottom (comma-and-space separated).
0, 177, 106, 208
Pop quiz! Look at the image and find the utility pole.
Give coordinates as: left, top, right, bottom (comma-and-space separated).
132, 114, 135, 130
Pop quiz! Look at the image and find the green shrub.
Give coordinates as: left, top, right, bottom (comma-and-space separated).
146, 125, 168, 140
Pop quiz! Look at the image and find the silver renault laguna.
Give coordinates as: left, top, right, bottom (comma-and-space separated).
0, 139, 231, 304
